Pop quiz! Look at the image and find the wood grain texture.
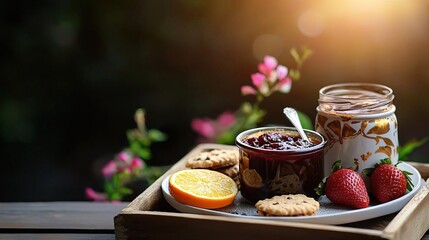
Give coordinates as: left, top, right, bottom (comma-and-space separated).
0, 202, 128, 230
115, 211, 383, 240
410, 162, 429, 180
383, 179, 429, 240
0, 234, 115, 240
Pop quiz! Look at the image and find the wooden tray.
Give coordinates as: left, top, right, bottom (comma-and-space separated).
114, 144, 429, 240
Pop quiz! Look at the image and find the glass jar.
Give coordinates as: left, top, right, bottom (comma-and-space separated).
235, 127, 326, 203
315, 83, 398, 177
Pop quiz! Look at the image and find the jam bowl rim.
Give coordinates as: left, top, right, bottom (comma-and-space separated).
235, 126, 327, 155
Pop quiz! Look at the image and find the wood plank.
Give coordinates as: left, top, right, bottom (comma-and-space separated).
410, 162, 429, 180
0, 234, 115, 240
382, 179, 429, 240
0, 202, 128, 230
115, 211, 384, 240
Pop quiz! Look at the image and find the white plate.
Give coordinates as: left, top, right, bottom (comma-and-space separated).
162, 162, 422, 225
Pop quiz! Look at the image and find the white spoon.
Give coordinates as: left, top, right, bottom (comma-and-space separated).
283, 107, 310, 143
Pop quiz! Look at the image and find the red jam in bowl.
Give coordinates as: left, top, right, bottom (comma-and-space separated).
235, 127, 326, 203
243, 132, 316, 150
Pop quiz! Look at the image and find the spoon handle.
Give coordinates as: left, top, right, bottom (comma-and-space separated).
283, 107, 310, 142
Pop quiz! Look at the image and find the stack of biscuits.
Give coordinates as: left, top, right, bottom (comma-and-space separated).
185, 149, 240, 188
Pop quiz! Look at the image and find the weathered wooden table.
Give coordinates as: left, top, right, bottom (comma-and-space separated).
0, 200, 428, 239
0, 201, 128, 239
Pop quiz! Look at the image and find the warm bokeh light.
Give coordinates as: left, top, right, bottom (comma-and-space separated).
291, 0, 429, 87
298, 9, 324, 37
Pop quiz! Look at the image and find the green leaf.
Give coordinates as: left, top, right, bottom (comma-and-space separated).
331, 160, 342, 173
362, 167, 374, 177
110, 192, 122, 201
130, 141, 151, 160
112, 174, 121, 188
240, 102, 253, 114
130, 141, 141, 154
350, 163, 359, 172
398, 137, 428, 161
402, 170, 414, 191
216, 131, 235, 145
290, 48, 300, 64
137, 148, 151, 160
288, 69, 301, 81
242, 108, 265, 129
365, 158, 395, 176
314, 177, 327, 196
297, 111, 313, 130
104, 182, 114, 194
373, 158, 391, 169
380, 158, 391, 165
119, 187, 133, 195
118, 171, 131, 182
301, 47, 313, 62
148, 129, 167, 142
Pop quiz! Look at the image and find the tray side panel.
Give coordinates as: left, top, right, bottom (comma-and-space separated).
115, 212, 385, 240
382, 179, 429, 240
409, 162, 429, 180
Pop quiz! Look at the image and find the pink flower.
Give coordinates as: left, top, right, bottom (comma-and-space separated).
217, 111, 236, 126
251, 73, 266, 88
191, 111, 236, 142
102, 151, 144, 178
276, 65, 288, 80
276, 77, 292, 93
191, 118, 215, 138
117, 151, 131, 163
116, 151, 133, 171
264, 56, 278, 70
102, 160, 117, 178
85, 187, 108, 202
251, 73, 269, 95
129, 157, 144, 172
241, 85, 256, 95
258, 56, 278, 76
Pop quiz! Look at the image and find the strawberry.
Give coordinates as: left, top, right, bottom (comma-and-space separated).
363, 158, 413, 203
316, 160, 370, 209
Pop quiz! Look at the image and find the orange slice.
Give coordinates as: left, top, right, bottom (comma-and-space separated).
169, 169, 238, 209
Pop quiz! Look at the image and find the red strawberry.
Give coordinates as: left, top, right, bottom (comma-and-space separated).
316, 160, 370, 209
363, 158, 413, 203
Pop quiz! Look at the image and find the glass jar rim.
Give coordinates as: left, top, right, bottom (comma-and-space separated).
235, 126, 326, 156
318, 83, 394, 115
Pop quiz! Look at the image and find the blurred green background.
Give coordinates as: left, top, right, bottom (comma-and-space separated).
1, 0, 428, 201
